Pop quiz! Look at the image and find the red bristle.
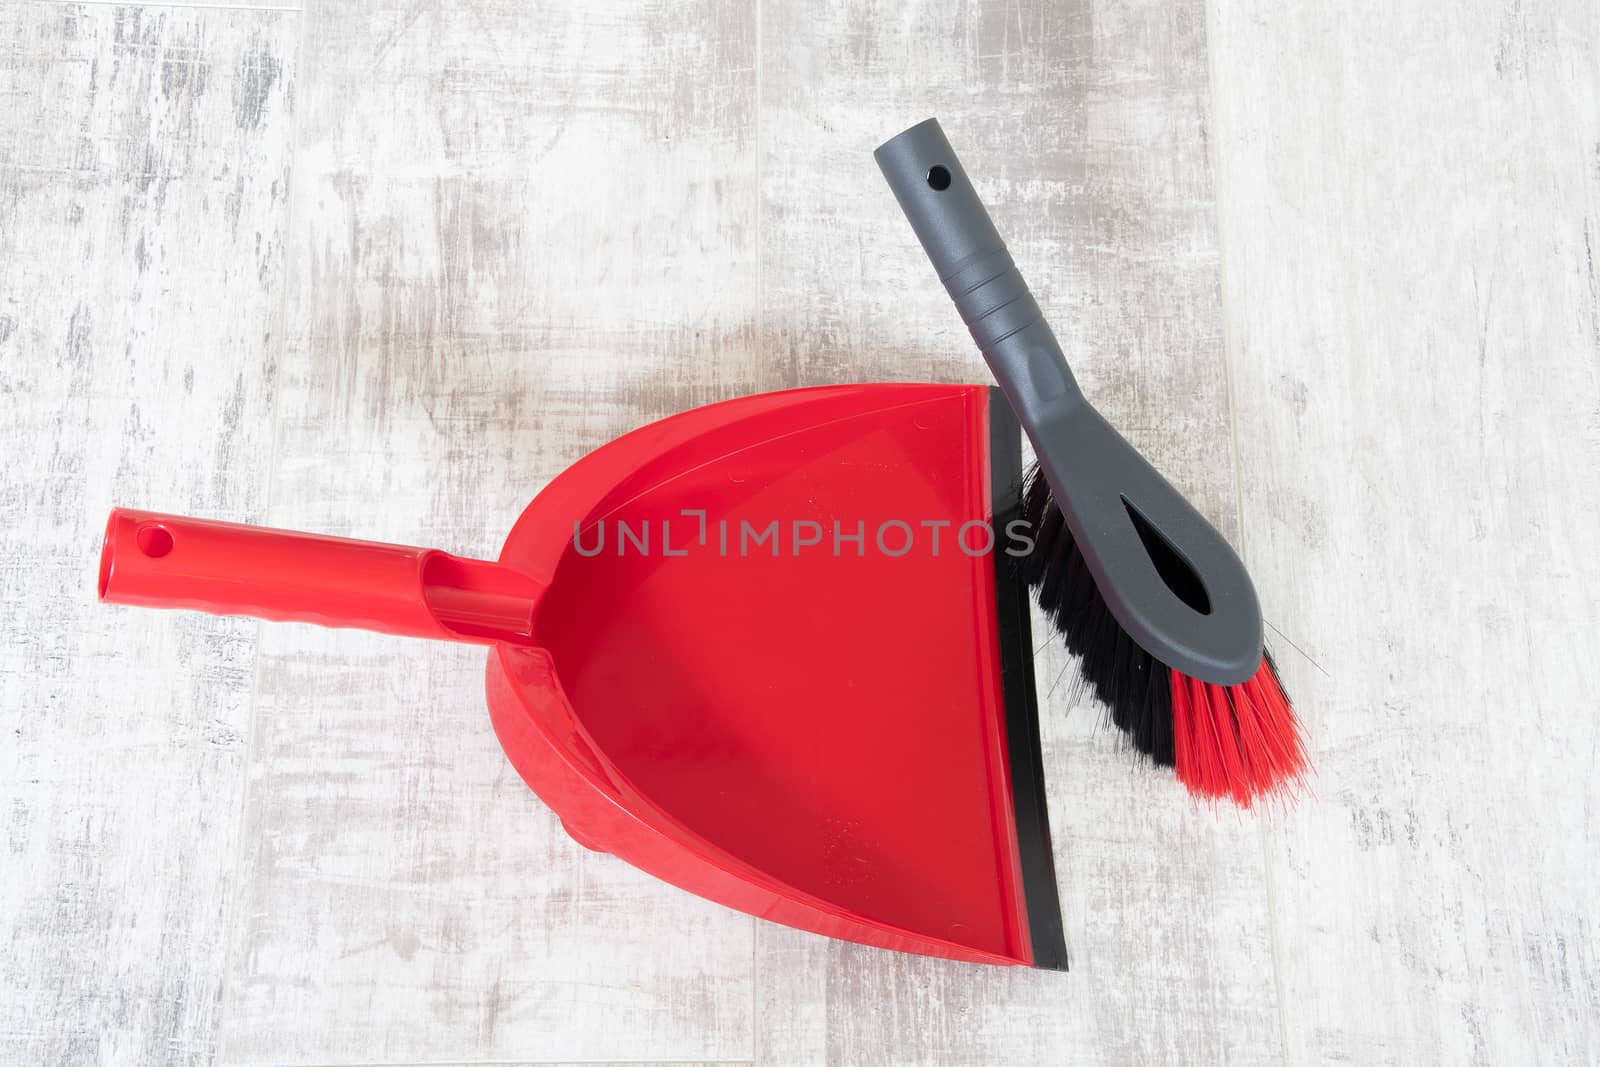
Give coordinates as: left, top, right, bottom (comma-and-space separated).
1172, 658, 1309, 806
1210, 681, 1249, 805
1228, 680, 1274, 800
1171, 671, 1195, 781
1180, 674, 1215, 797
1240, 668, 1308, 795
1174, 672, 1226, 800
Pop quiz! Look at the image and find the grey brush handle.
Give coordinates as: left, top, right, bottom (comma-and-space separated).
876, 118, 1264, 685
872, 132, 1084, 424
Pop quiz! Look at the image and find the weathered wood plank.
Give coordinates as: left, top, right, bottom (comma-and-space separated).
215, 1, 761, 1063
0, 4, 296, 1065
371, 1062, 751, 1067
31, 0, 302, 13
1210, 1, 1600, 1063
755, 1, 1283, 1064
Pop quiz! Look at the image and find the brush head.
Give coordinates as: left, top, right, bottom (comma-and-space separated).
875, 118, 1305, 804
1019, 463, 1308, 805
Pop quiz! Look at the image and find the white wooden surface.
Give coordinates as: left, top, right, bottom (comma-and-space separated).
1, 0, 1596, 1064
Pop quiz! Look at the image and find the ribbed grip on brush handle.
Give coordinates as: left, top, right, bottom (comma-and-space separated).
940, 250, 1080, 423
874, 119, 1083, 426
943, 247, 1041, 342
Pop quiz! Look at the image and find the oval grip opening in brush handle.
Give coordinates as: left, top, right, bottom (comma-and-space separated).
874, 118, 1082, 428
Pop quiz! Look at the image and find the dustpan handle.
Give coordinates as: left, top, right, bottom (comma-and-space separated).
98, 508, 543, 646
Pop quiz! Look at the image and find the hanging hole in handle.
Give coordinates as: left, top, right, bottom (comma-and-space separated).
926, 165, 952, 191
136, 523, 174, 559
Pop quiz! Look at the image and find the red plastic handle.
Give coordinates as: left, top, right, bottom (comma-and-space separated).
98, 509, 544, 646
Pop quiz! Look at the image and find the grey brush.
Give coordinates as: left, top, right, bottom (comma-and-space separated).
875, 117, 1263, 686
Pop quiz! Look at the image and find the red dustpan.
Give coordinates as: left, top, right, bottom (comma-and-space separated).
99, 383, 1065, 969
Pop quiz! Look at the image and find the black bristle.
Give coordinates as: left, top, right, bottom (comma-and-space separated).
1018, 463, 1176, 767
